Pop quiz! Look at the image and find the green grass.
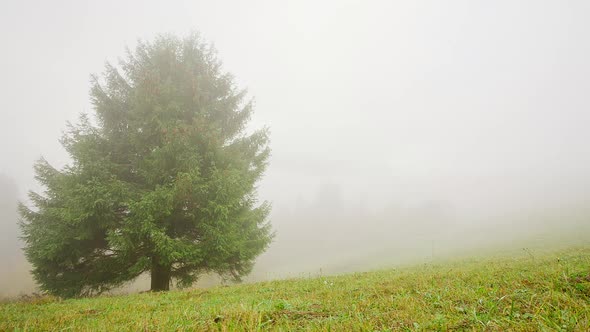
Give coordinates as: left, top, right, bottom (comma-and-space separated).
2, 247, 590, 331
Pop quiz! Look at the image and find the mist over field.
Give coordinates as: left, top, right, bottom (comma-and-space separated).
1, 0, 590, 297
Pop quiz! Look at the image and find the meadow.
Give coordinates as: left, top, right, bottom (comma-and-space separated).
1, 246, 589, 331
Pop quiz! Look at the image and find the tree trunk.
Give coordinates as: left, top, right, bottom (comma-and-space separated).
150, 260, 171, 292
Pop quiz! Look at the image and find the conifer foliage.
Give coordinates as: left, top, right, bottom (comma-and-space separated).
19, 34, 273, 297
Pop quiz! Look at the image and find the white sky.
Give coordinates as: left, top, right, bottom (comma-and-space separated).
1, 0, 590, 219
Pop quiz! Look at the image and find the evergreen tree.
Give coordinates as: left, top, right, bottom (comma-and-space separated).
19, 34, 272, 297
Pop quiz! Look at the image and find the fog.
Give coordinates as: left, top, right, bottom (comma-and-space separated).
1, 0, 590, 297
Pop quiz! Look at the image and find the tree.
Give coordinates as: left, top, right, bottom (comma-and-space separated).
19, 34, 273, 297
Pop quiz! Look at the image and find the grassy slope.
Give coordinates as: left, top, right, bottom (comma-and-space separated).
1, 247, 590, 331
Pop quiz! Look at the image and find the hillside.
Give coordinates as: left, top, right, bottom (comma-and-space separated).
2, 247, 589, 331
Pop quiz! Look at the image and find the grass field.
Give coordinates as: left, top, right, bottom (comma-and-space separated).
1, 246, 590, 331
